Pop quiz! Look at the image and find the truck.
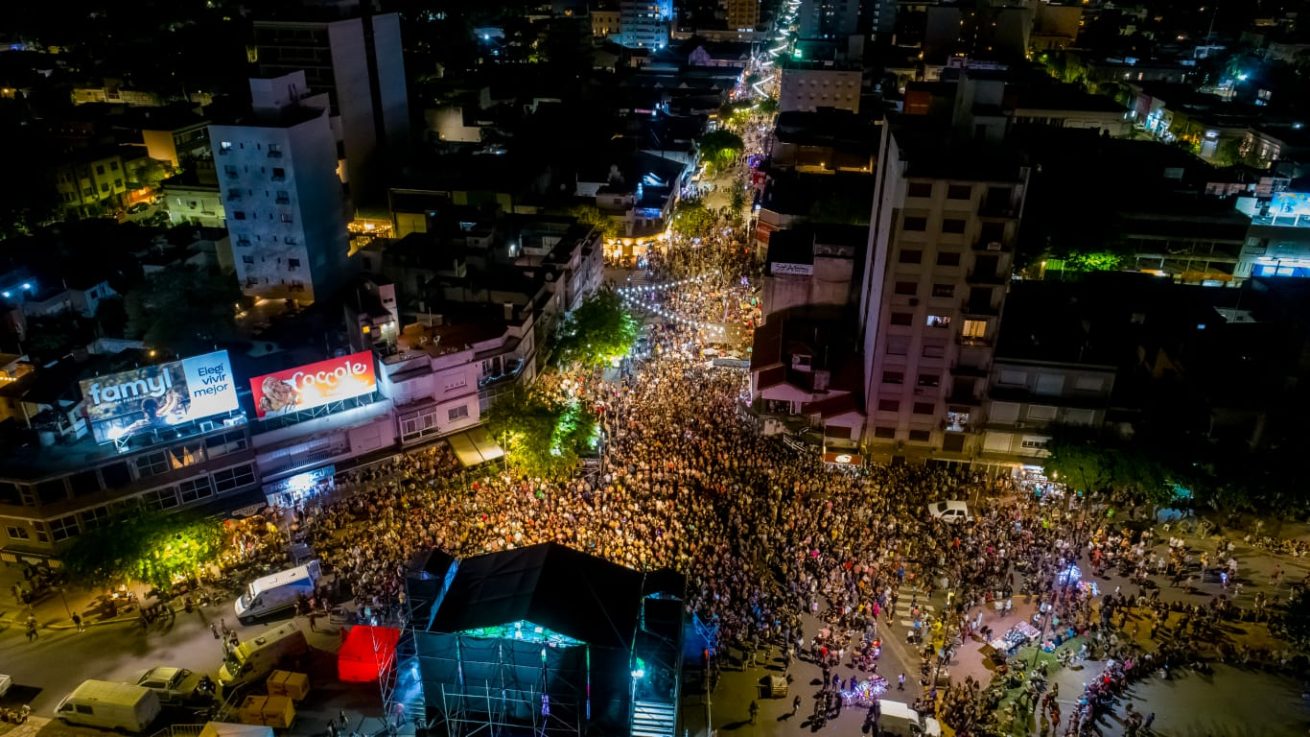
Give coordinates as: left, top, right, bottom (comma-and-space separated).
55, 680, 162, 733
217, 622, 309, 698
234, 560, 320, 624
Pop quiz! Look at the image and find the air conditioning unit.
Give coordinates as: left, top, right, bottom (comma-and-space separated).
986, 241, 1003, 251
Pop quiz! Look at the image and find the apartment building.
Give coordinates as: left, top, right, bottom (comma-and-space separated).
779, 60, 863, 114
209, 72, 351, 304
859, 121, 1029, 456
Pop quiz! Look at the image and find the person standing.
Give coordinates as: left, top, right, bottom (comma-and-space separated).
72, 611, 84, 632
748, 700, 758, 725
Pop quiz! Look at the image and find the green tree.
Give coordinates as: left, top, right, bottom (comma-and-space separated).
570, 204, 621, 239
124, 266, 240, 354
755, 97, 779, 116
553, 290, 638, 369
671, 199, 715, 237
62, 510, 224, 589
1043, 425, 1173, 505
698, 129, 745, 175
1063, 250, 1123, 272
484, 386, 597, 477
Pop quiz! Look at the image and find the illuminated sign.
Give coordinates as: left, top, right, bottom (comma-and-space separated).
771, 262, 814, 276
1269, 191, 1310, 221
80, 351, 239, 444
263, 465, 335, 503
249, 351, 376, 418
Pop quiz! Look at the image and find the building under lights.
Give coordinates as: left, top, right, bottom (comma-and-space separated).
403, 543, 686, 737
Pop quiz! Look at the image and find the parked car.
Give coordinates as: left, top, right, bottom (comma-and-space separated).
927, 500, 973, 523
136, 667, 211, 705
0, 673, 11, 697
126, 202, 150, 214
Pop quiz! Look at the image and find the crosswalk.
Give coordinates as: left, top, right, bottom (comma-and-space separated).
894, 584, 935, 630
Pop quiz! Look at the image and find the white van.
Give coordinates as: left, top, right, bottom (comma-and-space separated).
234, 560, 321, 624
927, 500, 973, 524
56, 680, 162, 733
217, 623, 309, 696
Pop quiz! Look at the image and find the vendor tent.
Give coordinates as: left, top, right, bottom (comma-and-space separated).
338, 625, 401, 683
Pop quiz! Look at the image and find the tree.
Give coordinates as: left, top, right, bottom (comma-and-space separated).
698, 129, 745, 175
671, 199, 715, 237
124, 266, 240, 354
62, 510, 224, 589
553, 290, 638, 369
755, 97, 779, 116
570, 204, 621, 239
1043, 425, 1174, 506
484, 386, 597, 477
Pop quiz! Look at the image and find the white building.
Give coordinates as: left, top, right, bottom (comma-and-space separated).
254, 11, 410, 207
779, 61, 862, 114
209, 72, 351, 304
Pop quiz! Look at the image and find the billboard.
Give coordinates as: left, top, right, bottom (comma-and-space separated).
1270, 191, 1310, 220
250, 351, 376, 419
80, 351, 239, 444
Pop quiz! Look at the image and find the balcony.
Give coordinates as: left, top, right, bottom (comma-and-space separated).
973, 238, 1012, 252
978, 201, 1019, 218
947, 392, 982, 406
956, 334, 993, 348
950, 362, 989, 378
961, 299, 1000, 316
267, 149, 283, 159
275, 195, 291, 205
967, 269, 1007, 286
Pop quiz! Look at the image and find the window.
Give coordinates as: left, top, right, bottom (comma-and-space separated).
220, 141, 233, 154
110, 161, 119, 171
980, 221, 1005, 244
267, 143, 283, 158
874, 426, 896, 439
233, 210, 246, 220
1074, 376, 1105, 392
947, 184, 972, 200
931, 283, 954, 298
142, 486, 179, 510
287, 258, 301, 270
962, 319, 987, 338
936, 252, 961, 267
80, 506, 112, 531
271, 167, 286, 181
1027, 405, 1058, 421
113, 179, 123, 189
32, 522, 48, 543
922, 342, 946, 359
224, 165, 238, 179
942, 219, 966, 234
100, 183, 110, 193
280, 213, 293, 223
167, 442, 203, 470
908, 429, 932, 442
96, 165, 106, 175
1021, 437, 1048, 450
903, 216, 928, 231
213, 463, 256, 493
898, 249, 923, 264
926, 314, 951, 328
917, 373, 941, 387
242, 255, 255, 265
886, 335, 910, 355
1000, 370, 1027, 385
894, 281, 918, 296
878, 399, 900, 412
50, 515, 80, 542
907, 182, 933, 198
101, 461, 131, 489
178, 477, 214, 504
890, 312, 913, 326
448, 405, 470, 422
882, 371, 904, 384
69, 470, 101, 497
275, 190, 290, 204
6, 526, 30, 541
206, 430, 248, 458
913, 402, 935, 415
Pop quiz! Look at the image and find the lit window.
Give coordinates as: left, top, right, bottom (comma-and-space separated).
926, 314, 952, 328
962, 319, 987, 338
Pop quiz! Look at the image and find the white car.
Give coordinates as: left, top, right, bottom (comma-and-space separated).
136, 667, 207, 705
927, 501, 973, 524
0, 673, 11, 697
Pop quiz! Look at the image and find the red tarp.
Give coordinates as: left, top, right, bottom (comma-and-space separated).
337, 625, 401, 683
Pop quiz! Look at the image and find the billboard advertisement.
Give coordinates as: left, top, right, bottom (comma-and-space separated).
1270, 191, 1310, 221
80, 351, 239, 444
250, 351, 376, 419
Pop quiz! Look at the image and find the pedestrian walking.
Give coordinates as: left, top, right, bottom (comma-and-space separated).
72, 611, 84, 632
898, 673, 906, 690
211, 622, 221, 639
25, 614, 38, 641
748, 700, 758, 725
791, 695, 801, 715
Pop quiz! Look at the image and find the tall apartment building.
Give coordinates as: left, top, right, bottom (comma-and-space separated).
724, 0, 759, 31
779, 60, 862, 114
858, 121, 1029, 456
209, 72, 351, 304
797, 0, 860, 40
617, 0, 674, 48
253, 9, 409, 208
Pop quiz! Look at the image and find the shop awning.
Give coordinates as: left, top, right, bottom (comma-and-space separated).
447, 426, 505, 467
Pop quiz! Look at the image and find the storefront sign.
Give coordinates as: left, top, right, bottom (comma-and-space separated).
823, 452, 862, 465
263, 465, 335, 504
771, 262, 814, 276
249, 351, 377, 418
80, 351, 239, 443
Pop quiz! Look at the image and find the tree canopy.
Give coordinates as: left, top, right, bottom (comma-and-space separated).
484, 386, 598, 477
698, 129, 745, 174
569, 204, 622, 239
124, 266, 240, 354
62, 510, 224, 589
671, 198, 716, 238
553, 290, 638, 369
1042, 425, 1173, 505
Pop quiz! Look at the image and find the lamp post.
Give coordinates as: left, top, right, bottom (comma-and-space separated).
57, 586, 73, 620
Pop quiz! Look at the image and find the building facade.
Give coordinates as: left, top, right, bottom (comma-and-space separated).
253, 11, 410, 207
724, 0, 759, 31
779, 61, 862, 114
859, 124, 1028, 456
209, 72, 351, 304
617, 0, 674, 48
797, 0, 859, 40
